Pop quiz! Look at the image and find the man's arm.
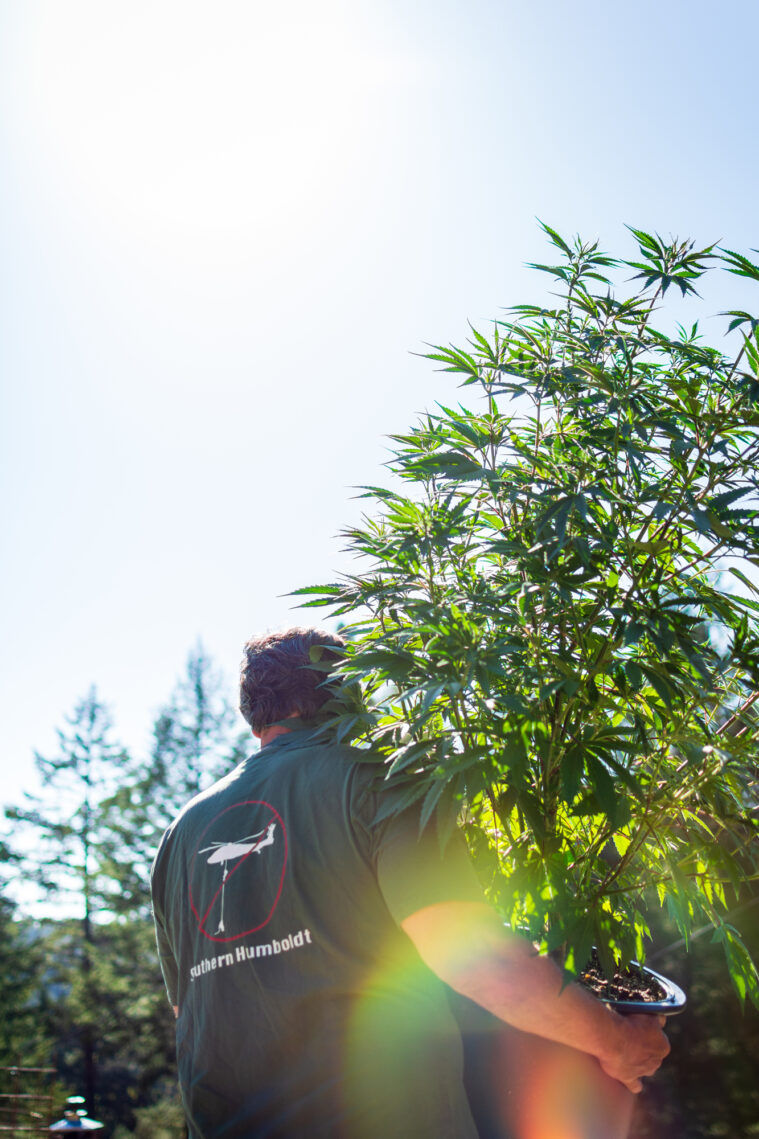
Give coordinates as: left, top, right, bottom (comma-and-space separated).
401, 900, 669, 1094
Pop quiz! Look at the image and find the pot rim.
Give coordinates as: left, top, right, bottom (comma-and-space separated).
601, 961, 687, 1017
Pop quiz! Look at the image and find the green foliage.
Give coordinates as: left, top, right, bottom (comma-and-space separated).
1, 646, 249, 1130
42, 917, 178, 1133
0, 859, 53, 1067
111, 1094, 186, 1139
4, 691, 139, 1110
633, 890, 759, 1137
298, 224, 759, 1004
5, 689, 131, 919
148, 642, 248, 812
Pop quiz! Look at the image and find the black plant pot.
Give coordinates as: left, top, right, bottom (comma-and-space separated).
580, 954, 687, 1018
597, 961, 683, 1015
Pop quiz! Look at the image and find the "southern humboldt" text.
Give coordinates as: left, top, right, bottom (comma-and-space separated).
189, 928, 313, 981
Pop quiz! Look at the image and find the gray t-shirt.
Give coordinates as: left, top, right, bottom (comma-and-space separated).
151, 730, 482, 1139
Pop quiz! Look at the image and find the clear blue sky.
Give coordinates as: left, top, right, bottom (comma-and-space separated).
2, 0, 758, 807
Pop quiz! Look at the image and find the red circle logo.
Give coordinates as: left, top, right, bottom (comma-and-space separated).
188, 800, 288, 943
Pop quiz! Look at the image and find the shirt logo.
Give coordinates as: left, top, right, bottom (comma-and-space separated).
189, 800, 288, 943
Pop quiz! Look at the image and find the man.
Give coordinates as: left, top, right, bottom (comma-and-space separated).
151, 627, 669, 1138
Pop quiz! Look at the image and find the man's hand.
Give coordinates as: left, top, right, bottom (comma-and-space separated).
598, 1013, 670, 1094
401, 900, 672, 1095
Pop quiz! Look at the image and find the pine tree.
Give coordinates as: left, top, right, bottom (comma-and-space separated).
5, 689, 130, 1111
0, 841, 52, 1069
102, 643, 250, 918
152, 641, 249, 812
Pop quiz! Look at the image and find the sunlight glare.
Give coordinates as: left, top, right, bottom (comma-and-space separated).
22, 0, 405, 252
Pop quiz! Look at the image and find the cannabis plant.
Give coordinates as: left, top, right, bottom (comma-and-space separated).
298, 224, 759, 1003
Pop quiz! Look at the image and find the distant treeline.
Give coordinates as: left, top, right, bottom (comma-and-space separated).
1, 644, 250, 1137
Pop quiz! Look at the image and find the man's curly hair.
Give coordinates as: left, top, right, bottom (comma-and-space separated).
239, 627, 346, 734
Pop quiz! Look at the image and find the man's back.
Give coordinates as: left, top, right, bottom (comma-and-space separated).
151, 730, 479, 1139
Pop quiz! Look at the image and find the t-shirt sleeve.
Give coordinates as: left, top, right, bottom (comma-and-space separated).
150, 835, 179, 1007
153, 909, 180, 1008
374, 805, 485, 925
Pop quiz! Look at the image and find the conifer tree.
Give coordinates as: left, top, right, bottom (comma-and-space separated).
103, 643, 249, 917
0, 842, 52, 1069
5, 689, 130, 1111
141, 642, 248, 839
151, 641, 248, 814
